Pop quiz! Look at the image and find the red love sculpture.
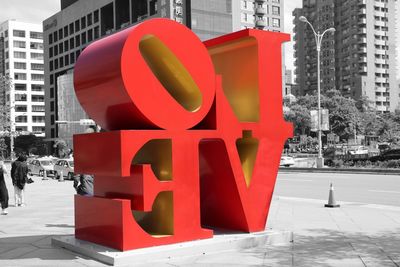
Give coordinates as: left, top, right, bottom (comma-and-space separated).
73, 18, 292, 251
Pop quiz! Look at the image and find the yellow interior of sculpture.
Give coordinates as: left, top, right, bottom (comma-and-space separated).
139, 34, 203, 112
132, 139, 173, 235
207, 37, 260, 122
236, 130, 259, 188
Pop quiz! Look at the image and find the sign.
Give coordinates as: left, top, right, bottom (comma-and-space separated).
73, 19, 292, 251
311, 109, 329, 132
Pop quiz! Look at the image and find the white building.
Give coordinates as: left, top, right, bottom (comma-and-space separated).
0, 20, 45, 136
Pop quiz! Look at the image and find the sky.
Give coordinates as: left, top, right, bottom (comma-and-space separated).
0, 0, 399, 79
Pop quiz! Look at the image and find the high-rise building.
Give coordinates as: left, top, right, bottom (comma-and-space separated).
0, 20, 45, 136
293, 0, 398, 112
43, 0, 284, 145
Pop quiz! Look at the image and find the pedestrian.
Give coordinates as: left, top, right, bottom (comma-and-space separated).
11, 155, 29, 207
73, 174, 94, 196
0, 161, 9, 215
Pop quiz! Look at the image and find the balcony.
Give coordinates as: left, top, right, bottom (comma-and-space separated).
375, 39, 386, 46
255, 20, 267, 27
359, 57, 367, 63
359, 66, 367, 73
359, 47, 367, 53
358, 18, 367, 25
375, 58, 386, 64
358, 37, 367, 43
256, 7, 267, 15
358, 0, 366, 5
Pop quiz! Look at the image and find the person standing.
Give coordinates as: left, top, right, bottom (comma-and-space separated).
0, 161, 9, 215
11, 155, 29, 207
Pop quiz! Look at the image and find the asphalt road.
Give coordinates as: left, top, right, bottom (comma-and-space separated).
275, 171, 400, 207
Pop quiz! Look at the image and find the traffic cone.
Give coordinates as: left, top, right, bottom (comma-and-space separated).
58, 170, 65, 182
325, 183, 340, 208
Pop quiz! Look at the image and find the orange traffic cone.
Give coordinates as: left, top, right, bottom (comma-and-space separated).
325, 183, 340, 208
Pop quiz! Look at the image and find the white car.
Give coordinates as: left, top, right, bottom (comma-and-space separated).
54, 159, 75, 180
280, 156, 295, 167
28, 159, 55, 177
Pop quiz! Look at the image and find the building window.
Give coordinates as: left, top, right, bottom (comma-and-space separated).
32, 127, 45, 133
64, 26, 68, 38
76, 50, 81, 60
31, 85, 44, 92
94, 10, 99, 23
31, 74, 44, 81
94, 26, 99, 39
13, 30, 25, 38
81, 16, 86, 29
15, 84, 27, 91
30, 32, 43, 39
272, 6, 280, 15
272, 18, 280, 27
75, 35, 81, 47
15, 105, 27, 112
14, 62, 26, 70
54, 59, 58, 70
15, 116, 28, 123
69, 23, 74, 34
50, 101, 55, 112
88, 13, 93, 26
54, 45, 58, 56
16, 126, 28, 132
65, 54, 69, 66
49, 47, 53, 58
30, 42, 43, 50
75, 20, 80, 31
88, 29, 93, 42
51, 128, 55, 138
64, 40, 69, 51
70, 38, 74, 49
14, 73, 27, 80
59, 43, 63, 54
32, 116, 45, 123
31, 95, 44, 102
14, 51, 26, 59
70, 53, 75, 64
15, 93, 27, 101
81, 32, 87, 44
58, 28, 63, 40
31, 63, 44, 71
51, 115, 55, 125
50, 88, 54, 98
60, 56, 64, 68
53, 31, 58, 42
13, 40, 26, 48
31, 53, 44, 60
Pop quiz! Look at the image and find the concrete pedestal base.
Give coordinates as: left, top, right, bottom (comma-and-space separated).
52, 230, 293, 266
316, 157, 324, 168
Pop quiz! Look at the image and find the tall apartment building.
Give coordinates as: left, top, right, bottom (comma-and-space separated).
0, 20, 45, 136
43, 0, 284, 144
293, 0, 399, 112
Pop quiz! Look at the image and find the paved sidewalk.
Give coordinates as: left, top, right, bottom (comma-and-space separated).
0, 168, 399, 266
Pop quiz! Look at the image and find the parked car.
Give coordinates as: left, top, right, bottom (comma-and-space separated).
280, 156, 295, 167
54, 159, 74, 180
370, 148, 400, 162
28, 158, 55, 177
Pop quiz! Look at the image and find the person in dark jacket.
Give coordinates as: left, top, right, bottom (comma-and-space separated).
73, 174, 94, 196
11, 155, 29, 207
0, 161, 9, 215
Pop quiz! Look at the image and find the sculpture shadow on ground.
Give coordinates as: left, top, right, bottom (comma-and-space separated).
248, 228, 400, 266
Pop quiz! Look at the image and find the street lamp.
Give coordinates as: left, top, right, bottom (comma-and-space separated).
299, 16, 335, 168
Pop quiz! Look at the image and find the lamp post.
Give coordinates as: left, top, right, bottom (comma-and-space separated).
299, 16, 335, 168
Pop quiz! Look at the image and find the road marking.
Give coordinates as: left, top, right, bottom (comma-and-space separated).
369, 190, 400, 194
279, 179, 313, 182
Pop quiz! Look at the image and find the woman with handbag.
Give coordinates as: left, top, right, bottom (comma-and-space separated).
0, 161, 9, 215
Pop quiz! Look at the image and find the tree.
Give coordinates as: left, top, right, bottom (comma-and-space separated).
0, 137, 7, 159
13, 134, 48, 156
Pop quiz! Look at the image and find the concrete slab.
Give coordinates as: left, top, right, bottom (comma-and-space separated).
52, 230, 293, 266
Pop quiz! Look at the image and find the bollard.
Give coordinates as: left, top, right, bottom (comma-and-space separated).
325, 183, 340, 208
42, 170, 48, 180
58, 170, 65, 182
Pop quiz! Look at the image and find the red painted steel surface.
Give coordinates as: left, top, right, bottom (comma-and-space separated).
73, 18, 292, 251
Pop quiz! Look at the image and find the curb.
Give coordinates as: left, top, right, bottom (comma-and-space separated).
279, 167, 400, 175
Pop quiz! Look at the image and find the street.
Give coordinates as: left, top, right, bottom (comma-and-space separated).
275, 172, 400, 207
0, 168, 400, 266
